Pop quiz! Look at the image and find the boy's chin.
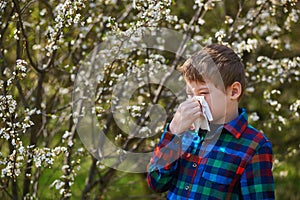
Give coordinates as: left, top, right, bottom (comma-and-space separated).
210, 118, 225, 125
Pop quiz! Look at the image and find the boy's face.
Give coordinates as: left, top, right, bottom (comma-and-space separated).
186, 80, 230, 124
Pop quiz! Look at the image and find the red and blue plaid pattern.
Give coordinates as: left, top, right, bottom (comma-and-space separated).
147, 108, 274, 199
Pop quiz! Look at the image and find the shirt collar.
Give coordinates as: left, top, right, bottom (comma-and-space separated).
223, 108, 248, 139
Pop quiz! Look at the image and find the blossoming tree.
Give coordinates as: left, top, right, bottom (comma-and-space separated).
0, 0, 299, 199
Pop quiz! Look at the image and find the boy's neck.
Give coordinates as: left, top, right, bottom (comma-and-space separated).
212, 106, 239, 125
225, 107, 239, 124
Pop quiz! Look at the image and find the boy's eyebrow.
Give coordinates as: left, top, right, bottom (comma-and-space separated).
196, 86, 209, 91
186, 86, 209, 92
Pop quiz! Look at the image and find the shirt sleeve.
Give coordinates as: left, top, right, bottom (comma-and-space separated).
240, 141, 275, 199
147, 125, 182, 192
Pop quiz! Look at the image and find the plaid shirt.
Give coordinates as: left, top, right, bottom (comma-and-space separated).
147, 108, 274, 199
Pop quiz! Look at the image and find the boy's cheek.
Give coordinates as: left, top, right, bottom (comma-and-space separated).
205, 98, 213, 111
207, 101, 221, 118
210, 108, 217, 119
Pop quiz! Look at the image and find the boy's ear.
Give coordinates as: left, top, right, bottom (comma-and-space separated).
229, 82, 242, 100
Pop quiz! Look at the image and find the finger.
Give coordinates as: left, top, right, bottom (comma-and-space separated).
186, 100, 201, 108
181, 100, 203, 116
189, 101, 203, 112
190, 106, 203, 115
189, 111, 202, 122
184, 99, 195, 104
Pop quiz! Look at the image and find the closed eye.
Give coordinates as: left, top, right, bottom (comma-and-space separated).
195, 91, 209, 96
200, 92, 209, 95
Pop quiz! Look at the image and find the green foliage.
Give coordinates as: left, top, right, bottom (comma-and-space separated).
0, 0, 299, 199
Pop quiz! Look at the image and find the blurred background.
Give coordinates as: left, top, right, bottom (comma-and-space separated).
0, 0, 299, 199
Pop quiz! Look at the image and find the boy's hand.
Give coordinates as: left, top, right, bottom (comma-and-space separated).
169, 99, 202, 134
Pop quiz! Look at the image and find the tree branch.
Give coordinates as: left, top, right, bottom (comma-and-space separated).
13, 0, 42, 73
81, 157, 97, 199
22, 72, 45, 197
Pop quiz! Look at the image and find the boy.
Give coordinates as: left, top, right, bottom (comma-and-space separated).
147, 44, 274, 199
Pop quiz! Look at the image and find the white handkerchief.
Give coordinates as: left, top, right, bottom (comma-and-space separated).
191, 96, 213, 131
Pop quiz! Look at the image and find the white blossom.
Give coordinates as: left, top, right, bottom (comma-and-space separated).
45, 0, 86, 56
215, 29, 226, 42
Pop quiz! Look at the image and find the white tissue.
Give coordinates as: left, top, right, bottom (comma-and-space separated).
191, 96, 213, 131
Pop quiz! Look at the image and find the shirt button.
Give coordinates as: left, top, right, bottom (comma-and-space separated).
174, 138, 180, 144
192, 163, 197, 167
185, 185, 190, 190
